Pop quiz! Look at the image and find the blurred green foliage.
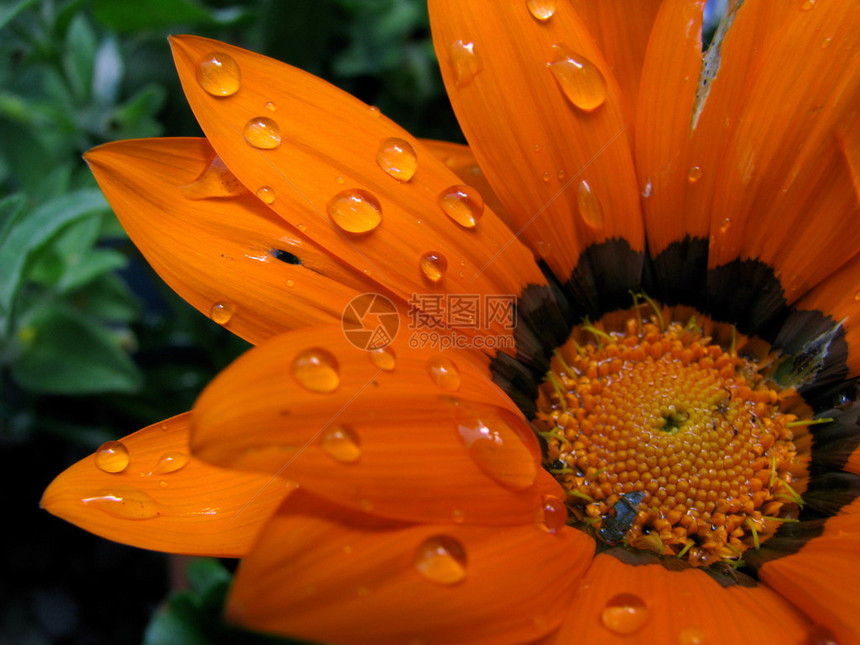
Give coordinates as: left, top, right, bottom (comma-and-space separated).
1, 0, 453, 643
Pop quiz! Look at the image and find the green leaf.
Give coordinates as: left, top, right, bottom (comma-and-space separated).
91, 0, 215, 32
62, 14, 98, 102
73, 273, 140, 323
0, 0, 39, 30
185, 558, 231, 600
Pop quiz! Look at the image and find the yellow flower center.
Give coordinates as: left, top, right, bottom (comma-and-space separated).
536, 314, 802, 566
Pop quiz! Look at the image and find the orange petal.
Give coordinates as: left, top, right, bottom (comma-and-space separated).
169, 35, 546, 345
757, 498, 860, 645
86, 137, 378, 346
429, 0, 644, 287
227, 490, 595, 645
41, 413, 289, 556
191, 325, 565, 525
551, 551, 811, 644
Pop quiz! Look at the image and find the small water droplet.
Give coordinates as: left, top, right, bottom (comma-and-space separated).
678, 627, 706, 645
800, 0, 816, 11
151, 451, 189, 475
548, 44, 607, 112
95, 441, 129, 473
336, 176, 345, 184
182, 156, 247, 200
535, 494, 568, 532
853, 289, 860, 301
82, 489, 160, 520
256, 186, 275, 204
601, 593, 649, 635
449, 41, 481, 87
286, 279, 295, 288
327, 189, 382, 233
320, 425, 361, 463
535, 240, 552, 258
577, 180, 604, 229
265, 101, 276, 111
419, 251, 448, 283
196, 52, 240, 97
291, 348, 340, 393
687, 166, 703, 183
210, 302, 234, 325
243, 117, 282, 150
451, 509, 465, 524
534, 144, 541, 152
368, 105, 381, 117
376, 137, 418, 182
159, 480, 168, 487
438, 184, 484, 228
821, 37, 833, 49
426, 356, 461, 391
456, 408, 537, 489
369, 347, 396, 371
557, 169, 565, 180
719, 217, 731, 234
542, 171, 551, 182
526, 0, 556, 21
414, 535, 467, 585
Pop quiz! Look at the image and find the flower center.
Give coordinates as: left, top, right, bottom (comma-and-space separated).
536, 314, 802, 566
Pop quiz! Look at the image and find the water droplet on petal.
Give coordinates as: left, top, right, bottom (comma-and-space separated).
95, 441, 129, 473
548, 44, 607, 112
800, 0, 816, 11
535, 240, 552, 258
369, 347, 396, 371
719, 217, 731, 234
368, 105, 381, 117
601, 593, 649, 635
451, 509, 465, 524
151, 451, 189, 475
414, 535, 467, 585
292, 348, 340, 393
82, 489, 160, 520
679, 627, 707, 645
527, 0, 556, 21
449, 41, 481, 87
243, 116, 282, 150
821, 37, 833, 49
256, 186, 275, 204
420, 251, 448, 283
535, 494, 568, 532
577, 180, 604, 229
854, 289, 860, 302
320, 425, 361, 463
376, 137, 418, 182
197, 52, 240, 97
438, 184, 484, 228
265, 101, 276, 111
687, 166, 703, 183
542, 171, 551, 183
426, 356, 461, 391
641, 179, 653, 198
210, 302, 234, 325
182, 156, 247, 200
457, 407, 537, 490
327, 189, 382, 233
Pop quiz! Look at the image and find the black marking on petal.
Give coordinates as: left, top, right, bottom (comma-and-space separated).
801, 471, 860, 519
643, 236, 708, 309
743, 519, 827, 570
489, 351, 542, 419
603, 546, 757, 587
563, 238, 644, 320
810, 402, 860, 476
272, 249, 301, 265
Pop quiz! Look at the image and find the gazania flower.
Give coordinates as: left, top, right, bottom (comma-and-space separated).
43, 1, 860, 643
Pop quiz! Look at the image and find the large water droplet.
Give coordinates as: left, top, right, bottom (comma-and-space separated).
678, 627, 706, 645
320, 425, 361, 463
449, 41, 481, 87
419, 251, 448, 283
535, 494, 568, 533
369, 347, 396, 371
210, 301, 234, 325
196, 52, 240, 97
526, 0, 556, 21
256, 186, 275, 204
182, 156, 247, 200
151, 451, 190, 475
376, 137, 417, 182
577, 180, 604, 229
292, 348, 340, 393
243, 117, 282, 150
457, 408, 537, 490
327, 189, 382, 233
426, 356, 461, 391
438, 184, 484, 228
414, 535, 467, 585
82, 489, 160, 520
687, 166, 703, 183
548, 44, 607, 112
95, 441, 129, 473
601, 593, 649, 635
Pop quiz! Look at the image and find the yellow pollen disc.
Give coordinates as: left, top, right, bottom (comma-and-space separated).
536, 317, 800, 566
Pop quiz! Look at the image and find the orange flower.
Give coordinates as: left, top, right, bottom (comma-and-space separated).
43, 2, 860, 644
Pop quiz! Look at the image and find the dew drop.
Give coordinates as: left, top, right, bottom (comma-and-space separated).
451, 509, 465, 524
687, 166, 703, 183
419, 251, 448, 283
414, 535, 467, 585
151, 451, 189, 475
327, 189, 383, 233
800, 0, 816, 11
456, 408, 538, 490
369, 347, 396, 371
256, 186, 275, 204
210, 301, 234, 325
426, 356, 461, 391
320, 425, 361, 463
291, 348, 340, 393
548, 44, 607, 112
526, 0, 556, 21
376, 137, 418, 182
535, 494, 568, 532
95, 441, 130, 474
854, 289, 860, 302
577, 180, 604, 229
82, 489, 160, 520
181, 156, 247, 200
265, 101, 276, 111
557, 169, 566, 180
641, 179, 653, 198
678, 626, 707, 645
286, 279, 295, 288
535, 240, 552, 258
542, 171, 551, 183
438, 184, 484, 228
196, 52, 240, 97
368, 105, 381, 117
243, 116, 282, 150
821, 37, 833, 49
601, 593, 649, 636
449, 41, 482, 87
719, 217, 731, 234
